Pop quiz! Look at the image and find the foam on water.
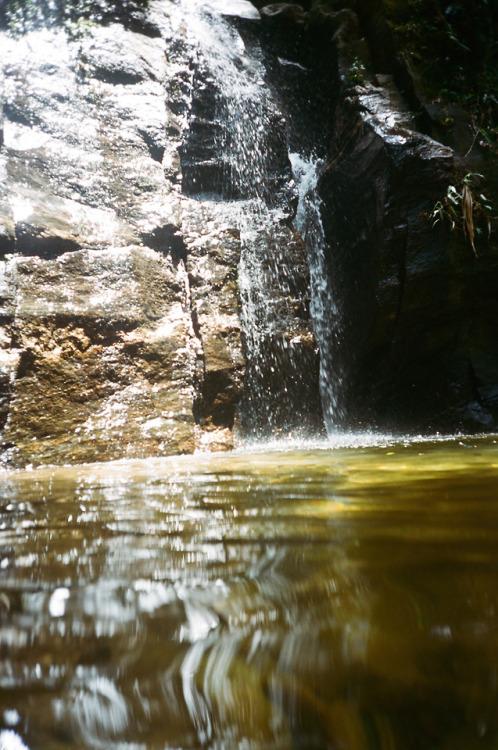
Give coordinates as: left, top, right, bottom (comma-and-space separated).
0, 730, 30, 750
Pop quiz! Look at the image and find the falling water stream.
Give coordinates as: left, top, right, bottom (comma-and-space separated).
2, 2, 498, 750
289, 152, 344, 429
178, 0, 322, 436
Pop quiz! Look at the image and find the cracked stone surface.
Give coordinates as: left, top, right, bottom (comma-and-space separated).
0, 1, 249, 465
0, 0, 322, 466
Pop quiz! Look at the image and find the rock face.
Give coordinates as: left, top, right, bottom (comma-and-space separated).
0, 0, 321, 467
0, 3, 245, 466
253, 0, 498, 433
172, 0, 322, 440
1, 0, 497, 468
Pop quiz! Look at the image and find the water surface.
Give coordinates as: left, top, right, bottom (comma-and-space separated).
1, 434, 498, 749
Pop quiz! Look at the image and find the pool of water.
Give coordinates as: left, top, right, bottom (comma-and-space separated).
1, 433, 498, 749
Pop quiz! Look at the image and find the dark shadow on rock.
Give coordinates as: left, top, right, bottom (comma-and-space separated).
15, 225, 81, 259
140, 225, 187, 265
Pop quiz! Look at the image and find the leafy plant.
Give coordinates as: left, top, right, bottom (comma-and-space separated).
348, 57, 366, 86
65, 17, 98, 42
432, 172, 494, 257
389, 0, 498, 150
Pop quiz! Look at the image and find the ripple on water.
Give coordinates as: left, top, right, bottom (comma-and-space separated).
1, 435, 498, 748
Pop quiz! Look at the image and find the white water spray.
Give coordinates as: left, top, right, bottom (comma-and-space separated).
289, 152, 345, 430
176, 0, 317, 436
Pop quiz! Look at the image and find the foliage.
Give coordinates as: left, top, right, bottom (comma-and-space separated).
431, 172, 494, 257
389, 0, 498, 152
348, 57, 366, 86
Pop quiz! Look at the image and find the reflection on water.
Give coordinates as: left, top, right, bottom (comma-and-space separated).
1, 434, 498, 749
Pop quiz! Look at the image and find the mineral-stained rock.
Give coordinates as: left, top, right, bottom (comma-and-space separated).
1, 247, 198, 466
0, 1, 251, 466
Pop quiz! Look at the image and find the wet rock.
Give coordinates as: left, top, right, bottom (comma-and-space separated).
78, 23, 166, 85
207, 0, 261, 21
312, 3, 498, 433
256, 0, 498, 433
7, 0, 494, 454
181, 201, 245, 449
0, 2, 250, 465
237, 224, 323, 437
2, 247, 198, 466
177, 1, 323, 441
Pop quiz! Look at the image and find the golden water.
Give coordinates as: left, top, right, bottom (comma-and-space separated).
1, 434, 498, 749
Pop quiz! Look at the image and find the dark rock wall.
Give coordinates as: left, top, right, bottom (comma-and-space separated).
253, 0, 498, 433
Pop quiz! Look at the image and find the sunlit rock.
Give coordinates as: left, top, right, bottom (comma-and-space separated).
2, 247, 198, 465
0, 1, 256, 464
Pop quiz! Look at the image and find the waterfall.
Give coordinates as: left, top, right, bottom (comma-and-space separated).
177, 0, 322, 438
0, 0, 340, 453
289, 153, 345, 431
